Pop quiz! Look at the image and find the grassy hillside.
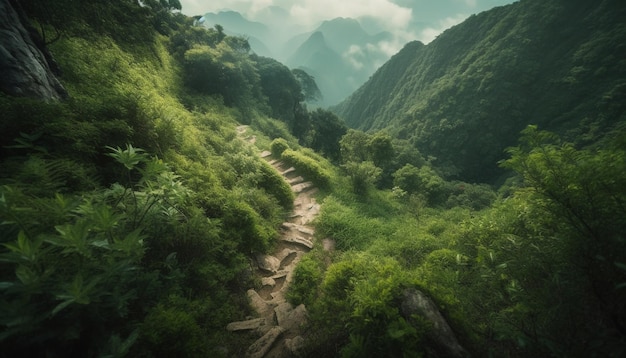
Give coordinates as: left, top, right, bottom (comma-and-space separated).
334, 0, 626, 183
0, 2, 300, 356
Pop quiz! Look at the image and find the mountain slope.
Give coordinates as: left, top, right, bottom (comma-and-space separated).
334, 0, 626, 182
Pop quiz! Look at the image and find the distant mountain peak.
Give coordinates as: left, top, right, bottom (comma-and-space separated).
202, 10, 269, 34
318, 17, 368, 35
307, 31, 326, 44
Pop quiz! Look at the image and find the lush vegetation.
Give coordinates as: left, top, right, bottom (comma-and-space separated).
0, 1, 298, 356
1, 0, 625, 357
333, 0, 626, 183
289, 125, 626, 357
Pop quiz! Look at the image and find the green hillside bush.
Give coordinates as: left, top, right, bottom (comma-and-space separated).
281, 149, 332, 188
270, 137, 290, 157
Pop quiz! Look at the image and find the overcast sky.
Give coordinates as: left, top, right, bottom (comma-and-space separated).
178, 0, 517, 43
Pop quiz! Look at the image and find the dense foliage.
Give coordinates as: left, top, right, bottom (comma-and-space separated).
291, 125, 626, 357
0, 2, 296, 356
333, 0, 626, 183
2, 0, 625, 357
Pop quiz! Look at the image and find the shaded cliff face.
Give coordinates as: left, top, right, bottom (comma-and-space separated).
0, 0, 67, 100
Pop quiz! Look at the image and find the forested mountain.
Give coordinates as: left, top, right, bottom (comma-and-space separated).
334, 0, 626, 182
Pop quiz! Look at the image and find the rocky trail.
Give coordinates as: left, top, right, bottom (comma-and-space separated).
228, 126, 322, 357
229, 126, 470, 358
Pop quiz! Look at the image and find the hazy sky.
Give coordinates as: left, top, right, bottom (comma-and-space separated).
178, 0, 517, 43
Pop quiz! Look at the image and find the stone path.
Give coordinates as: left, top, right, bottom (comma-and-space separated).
229, 126, 321, 357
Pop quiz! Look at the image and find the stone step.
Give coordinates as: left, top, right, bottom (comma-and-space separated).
280, 236, 313, 249
226, 318, 268, 332
260, 150, 272, 158
276, 248, 298, 266
292, 181, 314, 193
271, 270, 289, 280
288, 176, 305, 185
281, 222, 315, 236
246, 326, 285, 358
247, 289, 274, 316
281, 167, 297, 176
275, 303, 308, 331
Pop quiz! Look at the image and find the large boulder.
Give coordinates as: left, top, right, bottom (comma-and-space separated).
0, 0, 67, 100
256, 253, 281, 273
401, 288, 470, 358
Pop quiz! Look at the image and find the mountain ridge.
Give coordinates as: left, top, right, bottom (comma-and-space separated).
333, 0, 626, 182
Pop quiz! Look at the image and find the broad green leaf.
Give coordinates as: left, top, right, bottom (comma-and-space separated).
52, 298, 76, 316
15, 265, 38, 285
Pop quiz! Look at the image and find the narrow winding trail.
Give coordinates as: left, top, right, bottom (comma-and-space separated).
228, 126, 321, 357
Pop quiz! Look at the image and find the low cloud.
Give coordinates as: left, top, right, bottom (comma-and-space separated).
461, 0, 478, 7
180, 0, 412, 34
179, 1, 513, 57
286, 0, 412, 31
343, 45, 366, 70
418, 14, 469, 44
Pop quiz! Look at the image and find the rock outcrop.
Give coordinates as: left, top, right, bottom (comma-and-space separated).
0, 0, 67, 100
401, 288, 470, 358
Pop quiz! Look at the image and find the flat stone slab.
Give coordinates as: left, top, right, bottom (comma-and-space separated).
275, 303, 308, 331
271, 270, 289, 279
247, 289, 273, 316
281, 167, 296, 176
280, 235, 314, 249
226, 318, 267, 332
246, 326, 285, 358
282, 222, 315, 236
288, 176, 304, 185
292, 181, 314, 193
260, 150, 272, 158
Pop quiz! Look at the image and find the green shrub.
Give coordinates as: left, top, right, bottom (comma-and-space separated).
315, 196, 393, 251
287, 255, 324, 307
342, 160, 381, 196
257, 159, 294, 210
311, 253, 427, 357
392, 164, 445, 205
250, 115, 295, 141
270, 138, 290, 157
444, 181, 497, 210
281, 149, 331, 188
140, 304, 208, 357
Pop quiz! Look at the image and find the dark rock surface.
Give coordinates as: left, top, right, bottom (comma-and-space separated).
0, 0, 67, 100
401, 288, 470, 358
